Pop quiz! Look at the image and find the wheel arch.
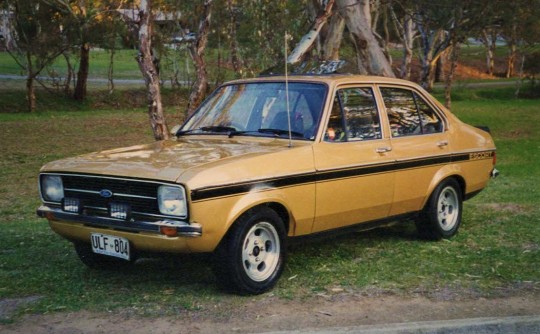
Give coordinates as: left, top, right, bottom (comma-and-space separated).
222, 197, 294, 245
422, 166, 466, 209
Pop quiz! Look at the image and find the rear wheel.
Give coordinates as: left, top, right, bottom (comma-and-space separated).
74, 242, 134, 269
213, 207, 286, 295
416, 178, 463, 240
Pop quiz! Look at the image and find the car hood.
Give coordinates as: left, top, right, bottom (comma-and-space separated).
40, 137, 299, 182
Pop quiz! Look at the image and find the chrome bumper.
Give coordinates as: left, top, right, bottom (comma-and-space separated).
491, 168, 500, 179
37, 205, 202, 237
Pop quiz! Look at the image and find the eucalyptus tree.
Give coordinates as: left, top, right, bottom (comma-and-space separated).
2, 0, 70, 112
46, 0, 126, 101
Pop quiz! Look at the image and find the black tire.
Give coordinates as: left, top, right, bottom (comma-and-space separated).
213, 207, 287, 295
416, 178, 463, 240
74, 242, 134, 270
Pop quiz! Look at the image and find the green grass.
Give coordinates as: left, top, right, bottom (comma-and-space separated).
0, 87, 538, 322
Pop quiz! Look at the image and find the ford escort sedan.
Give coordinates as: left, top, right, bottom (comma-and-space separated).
38, 75, 497, 294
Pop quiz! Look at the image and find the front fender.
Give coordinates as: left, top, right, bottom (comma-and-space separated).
187, 183, 315, 252
225, 188, 296, 235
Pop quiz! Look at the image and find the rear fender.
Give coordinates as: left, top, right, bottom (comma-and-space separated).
421, 165, 465, 209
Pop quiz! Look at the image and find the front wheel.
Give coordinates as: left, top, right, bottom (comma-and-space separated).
416, 178, 463, 240
213, 207, 286, 295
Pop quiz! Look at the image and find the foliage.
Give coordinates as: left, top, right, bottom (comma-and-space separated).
2, 0, 71, 111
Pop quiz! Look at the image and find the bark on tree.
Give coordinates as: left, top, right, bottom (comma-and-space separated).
506, 42, 516, 78
417, 22, 450, 90
25, 51, 36, 112
322, 8, 345, 61
336, 0, 394, 77
227, 0, 242, 74
136, 0, 170, 141
505, 22, 518, 78
481, 28, 497, 76
74, 43, 90, 101
390, 7, 416, 80
288, 0, 336, 65
62, 52, 74, 96
444, 41, 460, 109
108, 48, 115, 94
186, 0, 213, 117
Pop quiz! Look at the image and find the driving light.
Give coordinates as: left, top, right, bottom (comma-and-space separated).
63, 197, 81, 213
41, 175, 64, 202
158, 185, 187, 217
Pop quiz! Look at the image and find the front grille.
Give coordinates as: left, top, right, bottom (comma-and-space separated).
51, 174, 170, 219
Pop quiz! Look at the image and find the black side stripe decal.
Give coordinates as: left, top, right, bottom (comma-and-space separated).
190, 151, 493, 202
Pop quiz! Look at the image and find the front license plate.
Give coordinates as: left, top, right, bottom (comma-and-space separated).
91, 233, 130, 260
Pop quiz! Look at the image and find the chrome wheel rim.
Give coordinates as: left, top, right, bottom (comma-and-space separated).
242, 222, 280, 282
437, 186, 459, 231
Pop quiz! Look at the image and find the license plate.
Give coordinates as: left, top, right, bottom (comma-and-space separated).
91, 233, 130, 260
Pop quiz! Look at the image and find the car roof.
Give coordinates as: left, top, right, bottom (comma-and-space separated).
226, 74, 420, 87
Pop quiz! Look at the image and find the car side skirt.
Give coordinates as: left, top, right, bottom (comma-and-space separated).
289, 212, 419, 244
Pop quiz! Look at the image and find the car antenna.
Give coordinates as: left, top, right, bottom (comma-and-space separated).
284, 31, 293, 148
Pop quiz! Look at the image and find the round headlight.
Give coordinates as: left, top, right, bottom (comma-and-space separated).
158, 185, 187, 217
41, 175, 64, 202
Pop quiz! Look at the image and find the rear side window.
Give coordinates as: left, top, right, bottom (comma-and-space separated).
380, 87, 443, 137
325, 87, 382, 142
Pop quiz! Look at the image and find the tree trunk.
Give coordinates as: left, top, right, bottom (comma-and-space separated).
26, 75, 36, 113
481, 29, 496, 76
418, 25, 450, 90
288, 0, 336, 65
506, 42, 516, 78
390, 7, 415, 80
186, 0, 213, 117
136, 0, 169, 141
63, 52, 74, 96
74, 43, 90, 101
25, 51, 35, 112
321, 10, 345, 61
444, 42, 460, 109
435, 53, 445, 83
108, 48, 115, 94
227, 0, 241, 74
337, 0, 394, 77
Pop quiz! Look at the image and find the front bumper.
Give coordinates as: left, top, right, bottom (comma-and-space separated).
37, 205, 202, 237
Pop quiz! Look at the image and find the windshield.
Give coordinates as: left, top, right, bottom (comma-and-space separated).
180, 82, 327, 140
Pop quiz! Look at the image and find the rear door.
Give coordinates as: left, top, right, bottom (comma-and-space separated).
312, 86, 395, 233
377, 86, 451, 216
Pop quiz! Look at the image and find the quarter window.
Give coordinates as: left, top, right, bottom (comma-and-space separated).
325, 87, 382, 142
380, 87, 443, 137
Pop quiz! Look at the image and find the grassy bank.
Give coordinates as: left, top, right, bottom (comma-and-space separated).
0, 88, 538, 322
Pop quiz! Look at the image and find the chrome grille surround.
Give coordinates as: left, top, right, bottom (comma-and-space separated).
39, 172, 187, 220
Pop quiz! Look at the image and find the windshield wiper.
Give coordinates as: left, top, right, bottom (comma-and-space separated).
200, 125, 237, 133
258, 128, 305, 138
177, 125, 237, 136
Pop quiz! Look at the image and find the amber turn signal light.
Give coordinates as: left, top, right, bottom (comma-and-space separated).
160, 226, 178, 237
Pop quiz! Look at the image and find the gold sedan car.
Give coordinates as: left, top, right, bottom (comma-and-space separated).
37, 75, 497, 294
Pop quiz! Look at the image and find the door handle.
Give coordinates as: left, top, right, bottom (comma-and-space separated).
437, 140, 449, 147
376, 147, 392, 153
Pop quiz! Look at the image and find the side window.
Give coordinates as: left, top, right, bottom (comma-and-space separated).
380, 88, 421, 137
325, 95, 346, 141
414, 93, 444, 134
380, 87, 444, 137
324, 87, 381, 142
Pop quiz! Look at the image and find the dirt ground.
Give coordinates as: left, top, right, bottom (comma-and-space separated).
1, 291, 539, 334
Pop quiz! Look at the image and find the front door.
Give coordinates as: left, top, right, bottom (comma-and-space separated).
312, 86, 395, 233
